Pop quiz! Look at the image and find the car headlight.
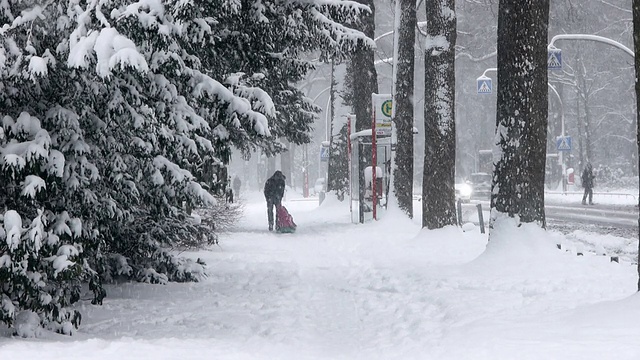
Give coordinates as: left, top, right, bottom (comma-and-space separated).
459, 184, 472, 197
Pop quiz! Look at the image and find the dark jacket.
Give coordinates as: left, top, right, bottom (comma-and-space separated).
264, 171, 286, 203
581, 166, 594, 189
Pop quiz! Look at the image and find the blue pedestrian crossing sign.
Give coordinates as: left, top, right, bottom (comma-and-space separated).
476, 76, 492, 95
548, 48, 562, 70
320, 146, 330, 162
556, 136, 572, 152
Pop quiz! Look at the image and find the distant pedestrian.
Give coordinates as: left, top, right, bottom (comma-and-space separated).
263, 170, 286, 231
225, 186, 234, 203
581, 163, 595, 205
233, 176, 241, 197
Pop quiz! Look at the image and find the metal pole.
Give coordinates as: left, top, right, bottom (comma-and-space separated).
548, 83, 566, 193
372, 99, 378, 221
476, 204, 485, 234
548, 34, 634, 58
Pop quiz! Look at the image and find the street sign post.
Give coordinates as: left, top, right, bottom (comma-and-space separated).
548, 48, 562, 70
320, 143, 330, 162
556, 136, 572, 152
476, 76, 492, 95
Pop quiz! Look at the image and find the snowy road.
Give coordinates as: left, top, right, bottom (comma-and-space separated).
545, 204, 637, 228
466, 192, 638, 233
1, 191, 640, 359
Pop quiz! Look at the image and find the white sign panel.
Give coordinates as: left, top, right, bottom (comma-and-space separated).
372, 93, 392, 136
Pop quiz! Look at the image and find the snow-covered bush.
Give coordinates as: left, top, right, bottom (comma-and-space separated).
592, 165, 638, 190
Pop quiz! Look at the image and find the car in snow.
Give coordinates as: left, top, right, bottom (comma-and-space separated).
469, 172, 492, 199
455, 178, 473, 203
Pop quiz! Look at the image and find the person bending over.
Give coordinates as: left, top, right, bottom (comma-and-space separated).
264, 170, 286, 231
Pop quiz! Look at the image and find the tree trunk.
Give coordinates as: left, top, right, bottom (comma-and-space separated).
267, 155, 276, 177
576, 83, 585, 170
576, 57, 593, 164
327, 60, 336, 192
631, 0, 640, 291
281, 140, 292, 187
393, 0, 416, 218
351, 0, 378, 221
491, 0, 549, 225
422, 0, 457, 229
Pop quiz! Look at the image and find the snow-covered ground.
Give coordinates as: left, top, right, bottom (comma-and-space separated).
2, 189, 640, 359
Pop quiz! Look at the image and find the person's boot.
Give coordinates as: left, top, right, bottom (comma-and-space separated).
268, 224, 273, 231
582, 200, 586, 205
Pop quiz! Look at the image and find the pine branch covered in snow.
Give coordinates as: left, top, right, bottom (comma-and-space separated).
0, 0, 372, 336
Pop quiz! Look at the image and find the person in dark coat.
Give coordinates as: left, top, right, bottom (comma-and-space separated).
225, 186, 234, 203
264, 170, 286, 231
232, 176, 241, 197
581, 163, 595, 205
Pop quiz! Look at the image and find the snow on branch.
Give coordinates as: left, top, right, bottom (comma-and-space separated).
20, 175, 46, 199
68, 28, 149, 78
225, 73, 276, 118
0, 4, 45, 35
190, 70, 271, 136
153, 155, 194, 184
112, 0, 176, 36
294, 0, 371, 16
425, 35, 449, 55
4, 210, 23, 251
0, 113, 56, 173
308, 7, 375, 50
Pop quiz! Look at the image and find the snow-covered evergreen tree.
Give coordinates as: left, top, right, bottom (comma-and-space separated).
1, 0, 373, 335
328, 123, 349, 200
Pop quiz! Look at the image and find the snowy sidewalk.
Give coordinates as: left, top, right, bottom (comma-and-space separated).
1, 191, 640, 359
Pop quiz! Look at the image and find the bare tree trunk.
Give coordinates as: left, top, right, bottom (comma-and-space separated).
576, 82, 585, 169
281, 140, 292, 186
422, 0, 457, 229
491, 0, 549, 226
393, 0, 416, 218
327, 60, 336, 192
350, 0, 378, 221
267, 155, 276, 177
631, 0, 640, 291
575, 56, 593, 164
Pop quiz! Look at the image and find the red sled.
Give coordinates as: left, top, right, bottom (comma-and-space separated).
276, 205, 297, 233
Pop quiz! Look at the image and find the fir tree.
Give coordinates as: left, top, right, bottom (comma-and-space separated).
328, 123, 350, 200
0, 0, 374, 335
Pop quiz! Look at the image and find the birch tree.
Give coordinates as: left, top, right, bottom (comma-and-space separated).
422, 0, 457, 229
491, 0, 549, 225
